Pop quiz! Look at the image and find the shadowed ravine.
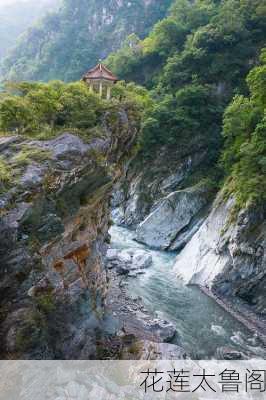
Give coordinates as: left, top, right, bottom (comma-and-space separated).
109, 225, 266, 359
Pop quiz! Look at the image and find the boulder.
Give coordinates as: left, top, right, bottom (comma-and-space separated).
117, 250, 132, 265
106, 248, 152, 275
20, 164, 47, 190
146, 319, 177, 343
132, 251, 152, 270
33, 133, 90, 161
106, 248, 120, 261
139, 340, 187, 360
110, 148, 209, 229
216, 346, 247, 360
111, 207, 125, 226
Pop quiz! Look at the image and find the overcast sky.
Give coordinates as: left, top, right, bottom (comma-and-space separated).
0, 0, 23, 4
0, 0, 57, 5
0, 0, 32, 5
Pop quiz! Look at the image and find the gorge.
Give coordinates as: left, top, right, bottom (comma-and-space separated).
0, 0, 265, 360
108, 225, 266, 359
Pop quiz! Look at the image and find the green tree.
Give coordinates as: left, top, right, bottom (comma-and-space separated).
0, 96, 36, 134
221, 49, 266, 205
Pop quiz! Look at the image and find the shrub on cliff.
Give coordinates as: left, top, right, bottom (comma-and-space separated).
0, 80, 149, 154
222, 49, 266, 206
0, 81, 105, 136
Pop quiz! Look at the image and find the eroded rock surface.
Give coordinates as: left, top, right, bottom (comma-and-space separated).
174, 195, 266, 317
111, 144, 210, 227
111, 143, 216, 253
135, 184, 211, 250
0, 109, 138, 359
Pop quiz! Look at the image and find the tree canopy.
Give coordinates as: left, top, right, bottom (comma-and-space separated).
222, 49, 266, 206
106, 0, 266, 204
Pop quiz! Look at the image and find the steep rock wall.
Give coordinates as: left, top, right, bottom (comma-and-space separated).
112, 143, 215, 250
0, 108, 137, 359
174, 195, 266, 316
135, 184, 211, 251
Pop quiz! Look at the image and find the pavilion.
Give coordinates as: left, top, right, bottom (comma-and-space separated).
82, 63, 118, 100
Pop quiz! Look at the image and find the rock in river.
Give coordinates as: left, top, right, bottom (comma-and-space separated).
106, 248, 152, 275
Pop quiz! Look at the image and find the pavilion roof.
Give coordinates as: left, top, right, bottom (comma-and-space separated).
82, 63, 118, 82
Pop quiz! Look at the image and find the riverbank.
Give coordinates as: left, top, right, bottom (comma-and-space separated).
199, 285, 266, 347
107, 225, 266, 360
105, 269, 187, 359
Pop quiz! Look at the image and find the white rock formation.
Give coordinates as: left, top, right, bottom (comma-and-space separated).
135, 185, 209, 250
174, 198, 235, 286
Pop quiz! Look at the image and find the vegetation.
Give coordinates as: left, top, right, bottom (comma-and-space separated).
106, 0, 266, 204
11, 145, 51, 167
0, 79, 149, 142
0, 157, 13, 192
1, 0, 172, 82
0, 81, 105, 136
221, 49, 266, 206
0, 0, 265, 208
112, 81, 154, 114
107, 0, 266, 89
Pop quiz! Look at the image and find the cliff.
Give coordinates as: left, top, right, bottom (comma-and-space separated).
174, 196, 266, 318
0, 107, 138, 359
112, 142, 216, 251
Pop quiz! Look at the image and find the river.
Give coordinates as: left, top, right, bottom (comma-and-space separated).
109, 225, 265, 359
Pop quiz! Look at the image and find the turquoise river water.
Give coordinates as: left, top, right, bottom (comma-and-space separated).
109, 225, 265, 359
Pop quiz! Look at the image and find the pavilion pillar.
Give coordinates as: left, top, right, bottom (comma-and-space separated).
89, 82, 93, 93
107, 85, 111, 100
99, 80, 103, 98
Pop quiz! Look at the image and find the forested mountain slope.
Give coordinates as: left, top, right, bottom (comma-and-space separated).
1, 0, 173, 82
108, 0, 266, 222
0, 0, 58, 61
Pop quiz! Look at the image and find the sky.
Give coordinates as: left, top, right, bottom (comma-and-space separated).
0, 0, 33, 5
0, 0, 23, 4
0, 0, 57, 5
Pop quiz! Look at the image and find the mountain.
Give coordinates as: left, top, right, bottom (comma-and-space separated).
0, 0, 265, 360
108, 0, 266, 322
1, 0, 173, 82
109, 0, 266, 220
0, 0, 58, 61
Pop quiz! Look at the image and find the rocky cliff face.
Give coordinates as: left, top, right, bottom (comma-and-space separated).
113, 148, 265, 320
0, 108, 138, 359
112, 144, 214, 250
174, 195, 266, 316
136, 184, 211, 251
